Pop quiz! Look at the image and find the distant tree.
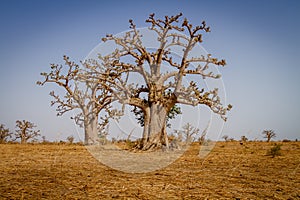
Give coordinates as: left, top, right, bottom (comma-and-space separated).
15, 120, 40, 144
267, 143, 282, 157
262, 130, 276, 142
175, 123, 199, 144
222, 135, 229, 142
0, 124, 13, 143
66, 135, 75, 144
241, 135, 248, 143
41, 136, 49, 143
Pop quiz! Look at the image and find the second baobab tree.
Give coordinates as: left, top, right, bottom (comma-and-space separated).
37, 56, 118, 145
89, 13, 232, 150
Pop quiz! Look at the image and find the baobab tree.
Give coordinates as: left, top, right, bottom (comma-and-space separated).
37, 56, 118, 145
0, 124, 13, 143
262, 130, 276, 142
89, 13, 232, 150
15, 120, 40, 144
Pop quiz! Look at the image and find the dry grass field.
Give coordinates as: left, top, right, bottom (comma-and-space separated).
0, 141, 299, 199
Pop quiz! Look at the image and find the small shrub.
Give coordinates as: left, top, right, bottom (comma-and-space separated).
267, 144, 282, 157
241, 135, 248, 142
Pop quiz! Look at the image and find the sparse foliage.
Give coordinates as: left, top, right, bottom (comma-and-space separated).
132, 104, 182, 128
15, 120, 40, 144
88, 13, 231, 150
262, 130, 276, 142
0, 124, 13, 143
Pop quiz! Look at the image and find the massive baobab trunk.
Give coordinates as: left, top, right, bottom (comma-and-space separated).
83, 112, 99, 145
141, 103, 169, 150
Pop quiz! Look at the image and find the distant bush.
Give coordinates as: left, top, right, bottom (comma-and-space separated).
267, 144, 282, 158
241, 136, 248, 143
282, 139, 291, 142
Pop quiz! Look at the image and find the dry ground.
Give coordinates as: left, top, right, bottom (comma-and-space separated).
0, 142, 299, 199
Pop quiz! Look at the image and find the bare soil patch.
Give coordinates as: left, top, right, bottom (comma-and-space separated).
0, 142, 299, 199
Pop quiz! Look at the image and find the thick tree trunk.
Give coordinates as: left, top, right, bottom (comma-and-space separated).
20, 131, 27, 144
141, 107, 150, 146
21, 137, 27, 144
141, 103, 168, 150
84, 112, 99, 145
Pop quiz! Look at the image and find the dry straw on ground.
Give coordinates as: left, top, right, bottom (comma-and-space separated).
0, 142, 299, 199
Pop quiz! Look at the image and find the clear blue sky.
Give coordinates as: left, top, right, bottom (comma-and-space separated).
0, 0, 299, 141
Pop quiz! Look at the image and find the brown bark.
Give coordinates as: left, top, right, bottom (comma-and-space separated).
140, 103, 168, 150
83, 110, 99, 145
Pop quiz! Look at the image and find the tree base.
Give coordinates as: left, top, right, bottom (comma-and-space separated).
134, 137, 168, 151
